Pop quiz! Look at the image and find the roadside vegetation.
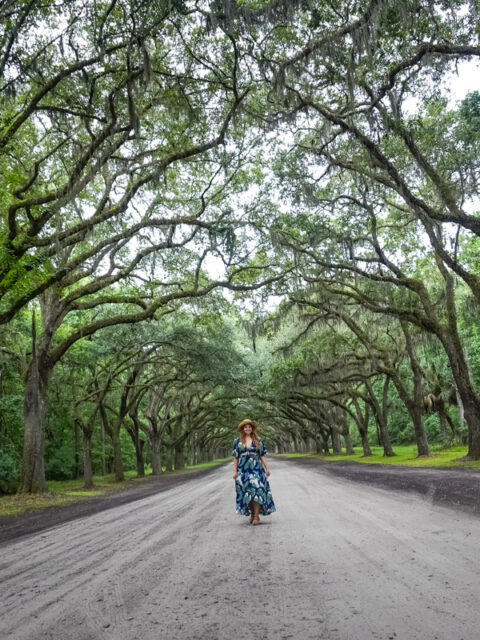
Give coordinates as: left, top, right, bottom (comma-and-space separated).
277, 446, 480, 469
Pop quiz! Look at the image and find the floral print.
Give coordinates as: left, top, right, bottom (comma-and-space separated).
232, 437, 276, 517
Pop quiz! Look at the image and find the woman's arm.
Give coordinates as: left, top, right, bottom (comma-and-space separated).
260, 456, 270, 476
233, 457, 238, 480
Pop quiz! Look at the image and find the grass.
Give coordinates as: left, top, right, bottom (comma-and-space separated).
0, 457, 230, 518
185, 457, 230, 470
276, 444, 480, 469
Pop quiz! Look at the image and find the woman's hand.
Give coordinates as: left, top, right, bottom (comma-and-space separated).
233, 472, 238, 480
265, 468, 270, 477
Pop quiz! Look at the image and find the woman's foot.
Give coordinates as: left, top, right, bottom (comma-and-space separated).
251, 516, 260, 525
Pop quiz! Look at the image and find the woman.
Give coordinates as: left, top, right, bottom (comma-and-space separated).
232, 419, 276, 524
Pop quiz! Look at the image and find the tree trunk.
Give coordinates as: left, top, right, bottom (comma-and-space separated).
136, 440, 145, 477
391, 375, 430, 457
19, 358, 48, 493
444, 341, 480, 460
357, 405, 372, 458
375, 411, 395, 457
359, 429, 372, 456
437, 403, 451, 447
19, 297, 66, 493
352, 399, 372, 456
126, 418, 146, 478
366, 379, 395, 457
399, 323, 430, 457
111, 424, 124, 481
330, 427, 342, 454
99, 402, 109, 476
151, 431, 162, 475
436, 270, 480, 459
291, 433, 298, 453
411, 405, 430, 456
343, 430, 354, 455
442, 404, 457, 439
83, 432, 94, 489
440, 334, 480, 458
174, 443, 185, 470
74, 418, 81, 479
164, 446, 173, 471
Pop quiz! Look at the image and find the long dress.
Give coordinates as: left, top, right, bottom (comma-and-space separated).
232, 437, 276, 517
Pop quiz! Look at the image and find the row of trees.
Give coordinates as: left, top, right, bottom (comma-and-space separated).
256, 301, 470, 459
0, 303, 264, 492
227, 0, 480, 460
0, 0, 284, 492
2, 0, 480, 492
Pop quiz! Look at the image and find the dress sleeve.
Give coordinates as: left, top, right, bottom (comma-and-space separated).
231, 438, 240, 459
259, 440, 268, 457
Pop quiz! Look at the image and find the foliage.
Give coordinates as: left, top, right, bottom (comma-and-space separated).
0, 447, 19, 494
4, 1, 480, 493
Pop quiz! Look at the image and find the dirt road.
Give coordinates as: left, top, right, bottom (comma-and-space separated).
1, 458, 480, 640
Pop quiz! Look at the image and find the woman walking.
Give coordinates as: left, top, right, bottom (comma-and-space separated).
232, 419, 276, 524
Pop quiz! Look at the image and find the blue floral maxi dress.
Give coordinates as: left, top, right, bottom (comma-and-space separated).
232, 437, 276, 517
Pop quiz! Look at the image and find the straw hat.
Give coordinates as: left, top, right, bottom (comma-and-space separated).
237, 419, 257, 432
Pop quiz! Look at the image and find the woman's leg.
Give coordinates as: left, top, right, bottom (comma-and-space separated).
252, 500, 260, 524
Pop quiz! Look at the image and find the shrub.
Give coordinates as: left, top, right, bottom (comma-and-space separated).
45, 445, 76, 480
0, 449, 20, 494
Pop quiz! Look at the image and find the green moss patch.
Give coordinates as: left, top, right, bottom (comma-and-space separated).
0, 493, 78, 517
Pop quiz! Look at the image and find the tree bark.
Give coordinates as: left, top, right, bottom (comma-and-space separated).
19, 356, 48, 493
174, 443, 185, 470
151, 431, 162, 475
330, 427, 342, 454
126, 417, 145, 478
74, 418, 81, 479
98, 400, 110, 476
343, 431, 354, 455
164, 445, 173, 472
399, 323, 430, 456
389, 373, 430, 456
19, 297, 66, 493
83, 431, 94, 489
111, 424, 124, 481
437, 402, 451, 447
436, 272, 480, 459
365, 378, 395, 457
351, 397, 372, 456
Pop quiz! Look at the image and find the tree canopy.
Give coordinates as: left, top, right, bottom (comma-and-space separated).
2, 0, 480, 493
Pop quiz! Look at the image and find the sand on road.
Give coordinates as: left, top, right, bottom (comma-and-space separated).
1, 458, 479, 640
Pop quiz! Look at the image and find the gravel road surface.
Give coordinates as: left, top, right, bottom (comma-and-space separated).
1, 458, 480, 640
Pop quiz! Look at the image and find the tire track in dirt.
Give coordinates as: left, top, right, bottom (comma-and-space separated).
2, 459, 480, 640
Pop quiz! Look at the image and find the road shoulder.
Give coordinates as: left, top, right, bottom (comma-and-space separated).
0, 465, 224, 544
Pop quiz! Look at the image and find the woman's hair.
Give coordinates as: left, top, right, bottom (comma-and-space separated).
237, 419, 259, 447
